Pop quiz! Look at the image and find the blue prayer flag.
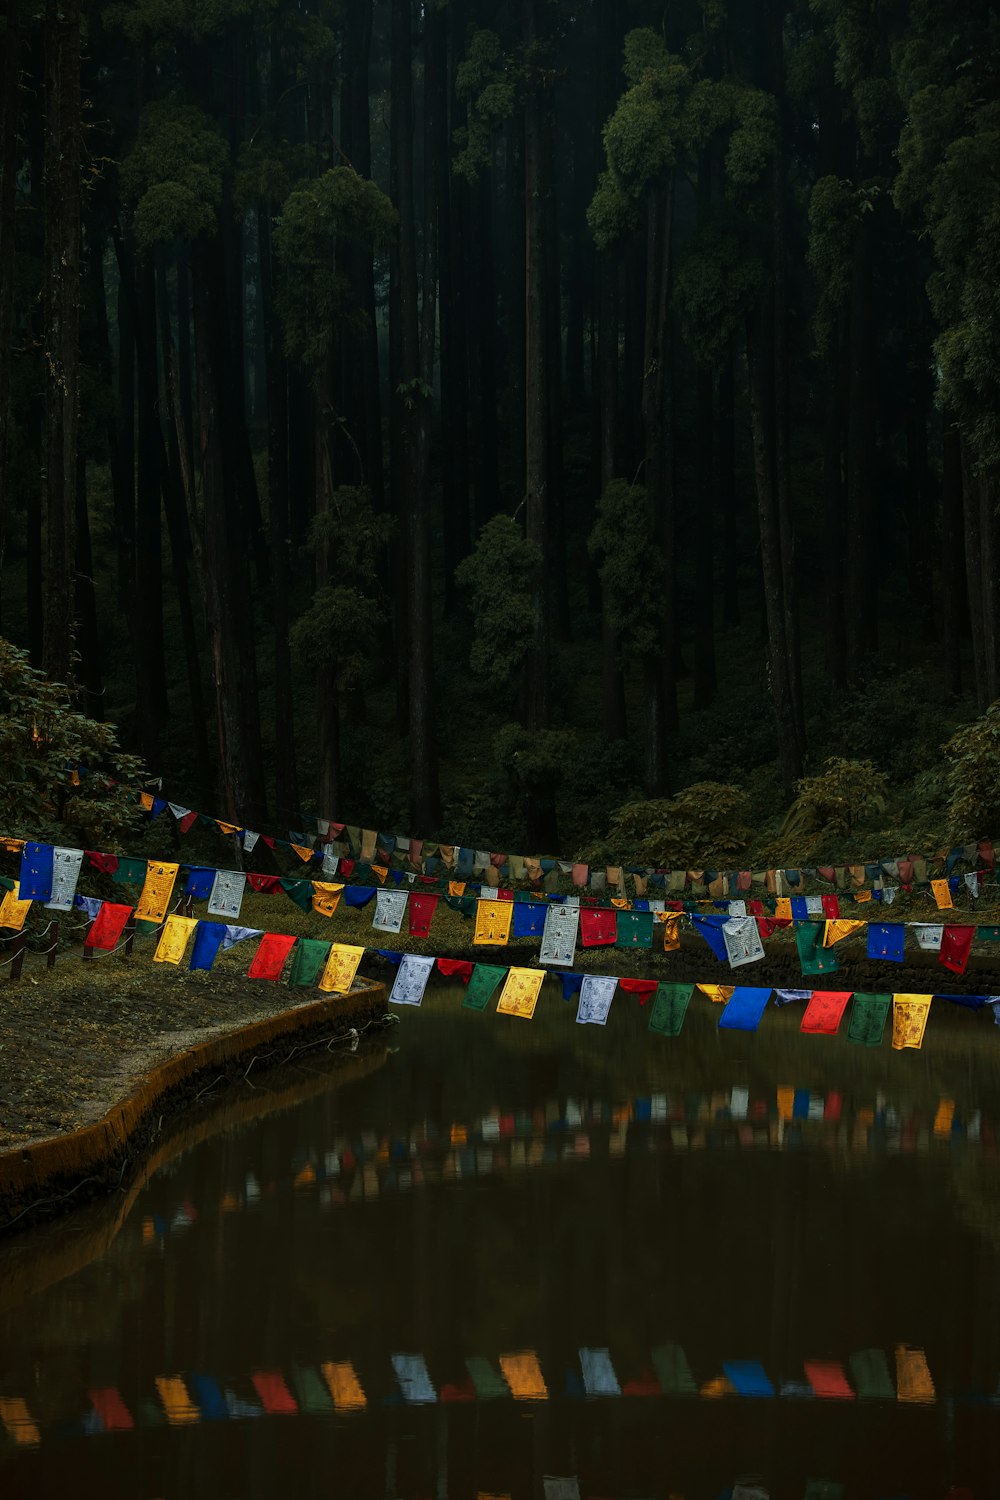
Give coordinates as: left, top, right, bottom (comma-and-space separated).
189, 922, 227, 971
867, 923, 905, 962
18, 842, 54, 902
718, 987, 771, 1032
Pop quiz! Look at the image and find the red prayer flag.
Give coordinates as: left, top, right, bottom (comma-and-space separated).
804, 1361, 854, 1399
89, 1387, 135, 1431
821, 894, 840, 919
748, 899, 764, 916
85, 902, 133, 950
250, 1371, 298, 1415
438, 1380, 476, 1403
800, 991, 853, 1035
247, 933, 297, 980
179, 811, 199, 834
340, 859, 355, 878
940, 925, 975, 975
436, 957, 473, 983
618, 978, 658, 1005
756, 917, 778, 939
579, 907, 617, 946
978, 839, 995, 870
408, 893, 439, 937
897, 859, 914, 885
247, 873, 281, 894
85, 850, 119, 875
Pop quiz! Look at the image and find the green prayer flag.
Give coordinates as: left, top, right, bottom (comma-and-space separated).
463, 964, 508, 1012
0, 875, 14, 893
135, 918, 159, 937
465, 1356, 510, 1399
795, 921, 839, 977
615, 910, 654, 948
289, 938, 331, 988
651, 1343, 697, 1395
112, 855, 148, 886
977, 924, 1000, 941
847, 992, 890, 1047
444, 894, 477, 918
279, 877, 314, 913
290, 1365, 333, 1415
648, 982, 693, 1037
848, 1348, 894, 1399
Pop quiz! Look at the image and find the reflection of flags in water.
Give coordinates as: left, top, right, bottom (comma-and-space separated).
391, 1353, 437, 1404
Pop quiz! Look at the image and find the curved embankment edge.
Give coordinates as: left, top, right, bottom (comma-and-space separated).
0, 978, 388, 1234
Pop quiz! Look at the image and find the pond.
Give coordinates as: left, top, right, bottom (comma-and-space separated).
2, 983, 1000, 1499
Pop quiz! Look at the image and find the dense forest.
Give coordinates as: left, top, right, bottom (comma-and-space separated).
0, 0, 998, 861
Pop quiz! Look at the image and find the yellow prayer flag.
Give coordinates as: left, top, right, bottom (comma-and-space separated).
0, 837, 24, 854
449, 880, 467, 897
777, 1085, 795, 1121
360, 829, 377, 861
139, 790, 154, 811
610, 896, 628, 909
291, 843, 314, 863
474, 899, 513, 946
931, 878, 953, 910
0, 1397, 40, 1447
823, 918, 865, 946
496, 967, 544, 1019
321, 1361, 366, 1412
499, 1350, 547, 1400
854, 889, 873, 903
697, 984, 735, 1003
0, 880, 33, 932
896, 1346, 935, 1402
319, 943, 365, 995
892, 994, 932, 1050
774, 897, 792, 920
371, 864, 388, 884
216, 820, 240, 836
661, 913, 682, 951
933, 1098, 955, 1138
312, 881, 343, 918
69, 767, 80, 786
153, 915, 197, 965
155, 1375, 199, 1425
135, 861, 179, 923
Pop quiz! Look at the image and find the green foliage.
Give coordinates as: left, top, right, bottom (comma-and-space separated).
778, 757, 889, 847
290, 585, 381, 690
0, 638, 145, 846
591, 783, 751, 867
120, 100, 228, 248
673, 222, 763, 363
104, 0, 260, 43
587, 481, 665, 658
455, 516, 542, 694
454, 30, 517, 182
807, 175, 863, 355
274, 168, 396, 371
943, 704, 1000, 839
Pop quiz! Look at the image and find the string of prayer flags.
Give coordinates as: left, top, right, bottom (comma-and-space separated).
618, 977, 658, 1005
718, 987, 771, 1032
939, 925, 975, 975
18, 842, 54, 902
578, 907, 617, 947
311, 882, 344, 918
615, 911, 654, 949
408, 893, 438, 937
795, 923, 840, 977
867, 923, 904, 962
390, 954, 435, 1006
319, 943, 365, 995
823, 919, 865, 947
648, 984, 693, 1036
576, 975, 617, 1025
189, 921, 227, 972
722, 915, 765, 968
496, 967, 544, 1019
891, 994, 933, 1050
44, 848, 84, 911
931, 879, 954, 910
539, 905, 579, 966
247, 932, 297, 980
463, 963, 508, 1011
134, 862, 178, 924
474, 899, 513, 946
373, 889, 407, 934
154, 915, 197, 965
207, 869, 246, 920
0, 880, 33, 931
85, 902, 133, 950
289, 938, 331, 988
800, 991, 852, 1036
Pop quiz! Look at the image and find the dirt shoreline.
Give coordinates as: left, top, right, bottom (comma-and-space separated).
0, 970, 388, 1234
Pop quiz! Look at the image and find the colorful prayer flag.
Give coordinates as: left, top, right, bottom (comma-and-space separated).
319, 943, 365, 994
474, 898, 513, 946
891, 993, 933, 1050
247, 932, 297, 980
135, 861, 179, 923
390, 954, 435, 1006
576, 975, 617, 1025
648, 983, 693, 1036
153, 915, 197, 965
463, 963, 508, 1011
800, 991, 852, 1035
85, 902, 133, 950
496, 967, 544, 1019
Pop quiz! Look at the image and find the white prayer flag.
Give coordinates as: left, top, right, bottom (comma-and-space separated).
390, 954, 435, 1006
806, 895, 823, 915
321, 849, 340, 878
723, 914, 765, 967
579, 1348, 620, 1396
914, 924, 944, 951
479, 886, 499, 900
539, 904, 579, 967
222, 925, 262, 950
44, 847, 84, 911
373, 889, 407, 933
207, 869, 246, 920
577, 974, 617, 1025
965, 871, 980, 898
242, 830, 260, 853
727, 899, 747, 918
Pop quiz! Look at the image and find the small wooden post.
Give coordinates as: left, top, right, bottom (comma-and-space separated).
10, 931, 26, 980
47, 920, 59, 970
123, 915, 136, 957
184, 894, 193, 918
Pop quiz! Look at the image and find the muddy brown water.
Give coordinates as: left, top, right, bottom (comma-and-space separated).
2, 981, 1000, 1499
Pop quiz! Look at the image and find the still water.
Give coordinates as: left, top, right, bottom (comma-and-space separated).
2, 983, 1000, 1499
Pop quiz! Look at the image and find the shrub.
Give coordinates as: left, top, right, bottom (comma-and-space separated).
590, 782, 751, 867
943, 703, 1000, 839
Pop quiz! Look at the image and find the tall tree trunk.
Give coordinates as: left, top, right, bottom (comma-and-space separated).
74, 452, 103, 720
112, 241, 136, 617
845, 213, 876, 680
134, 255, 169, 753
0, 0, 22, 621
524, 1, 551, 738
941, 420, 964, 699
823, 320, 848, 686
719, 342, 740, 627
504, 114, 526, 510
42, 0, 81, 685
597, 250, 626, 741
471, 171, 500, 525
692, 367, 717, 709
439, 4, 471, 616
